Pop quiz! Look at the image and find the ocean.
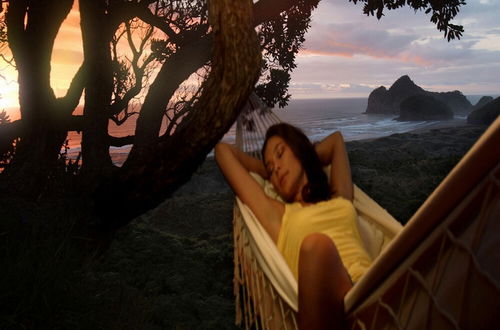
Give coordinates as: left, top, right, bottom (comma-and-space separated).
272, 98, 467, 142
65, 97, 469, 165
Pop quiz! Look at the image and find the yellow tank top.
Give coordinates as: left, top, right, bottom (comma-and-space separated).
277, 197, 371, 283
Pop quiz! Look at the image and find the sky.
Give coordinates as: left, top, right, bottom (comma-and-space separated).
0, 0, 499, 119
289, 0, 500, 99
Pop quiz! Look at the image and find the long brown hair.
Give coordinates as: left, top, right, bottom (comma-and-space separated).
262, 123, 331, 203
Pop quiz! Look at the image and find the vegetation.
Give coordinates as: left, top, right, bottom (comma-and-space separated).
0, 0, 465, 227
0, 0, 323, 228
0, 0, 466, 328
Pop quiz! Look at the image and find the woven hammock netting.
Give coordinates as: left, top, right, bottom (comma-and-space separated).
236, 93, 281, 159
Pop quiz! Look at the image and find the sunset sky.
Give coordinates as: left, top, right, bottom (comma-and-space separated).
1, 0, 499, 120
291, 0, 500, 98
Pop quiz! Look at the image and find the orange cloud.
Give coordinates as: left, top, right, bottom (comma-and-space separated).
300, 49, 354, 58
51, 48, 84, 66
50, 2, 84, 98
300, 41, 433, 67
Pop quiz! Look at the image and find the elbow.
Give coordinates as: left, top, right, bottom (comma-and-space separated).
215, 142, 232, 163
215, 141, 228, 151
214, 142, 223, 153
214, 142, 225, 162
333, 131, 344, 141
331, 131, 345, 148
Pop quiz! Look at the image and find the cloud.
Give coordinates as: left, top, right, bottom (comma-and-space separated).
65, 6, 81, 28
289, 81, 378, 98
301, 22, 419, 61
472, 35, 500, 51
286, 0, 500, 98
51, 48, 84, 66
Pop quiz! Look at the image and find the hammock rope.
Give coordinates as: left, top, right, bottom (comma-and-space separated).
236, 93, 281, 158
232, 96, 500, 329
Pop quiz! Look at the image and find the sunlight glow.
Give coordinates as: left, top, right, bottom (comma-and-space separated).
50, 3, 83, 98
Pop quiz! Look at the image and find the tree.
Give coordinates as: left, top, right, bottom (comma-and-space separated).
0, 0, 465, 231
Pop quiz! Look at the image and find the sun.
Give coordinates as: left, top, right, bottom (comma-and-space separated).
0, 1, 83, 121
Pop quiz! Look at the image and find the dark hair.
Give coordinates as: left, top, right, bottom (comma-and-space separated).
262, 123, 332, 203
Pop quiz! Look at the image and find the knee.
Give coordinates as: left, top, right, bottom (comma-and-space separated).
300, 233, 340, 264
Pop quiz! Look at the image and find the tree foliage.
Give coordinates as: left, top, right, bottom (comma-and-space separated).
351, 0, 465, 41
256, 0, 319, 107
0, 109, 15, 170
0, 0, 466, 229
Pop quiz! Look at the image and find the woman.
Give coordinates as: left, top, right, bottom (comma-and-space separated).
215, 123, 371, 329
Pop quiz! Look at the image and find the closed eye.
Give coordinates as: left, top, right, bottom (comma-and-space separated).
277, 145, 284, 158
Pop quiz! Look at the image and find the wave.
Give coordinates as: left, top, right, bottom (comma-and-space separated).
61, 98, 467, 166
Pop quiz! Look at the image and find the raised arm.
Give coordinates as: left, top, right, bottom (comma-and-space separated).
215, 142, 283, 241
314, 132, 354, 201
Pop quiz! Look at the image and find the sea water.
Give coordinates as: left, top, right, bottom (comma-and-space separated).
65, 97, 468, 165
271, 98, 466, 142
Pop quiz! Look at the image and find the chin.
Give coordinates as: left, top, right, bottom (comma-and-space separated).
282, 192, 295, 203
279, 185, 296, 203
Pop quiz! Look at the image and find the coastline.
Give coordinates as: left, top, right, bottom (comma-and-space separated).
93, 121, 488, 328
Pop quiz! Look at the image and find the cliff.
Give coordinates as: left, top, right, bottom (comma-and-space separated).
472, 96, 494, 111
365, 75, 472, 115
397, 95, 453, 121
431, 91, 471, 114
366, 75, 425, 114
467, 97, 500, 125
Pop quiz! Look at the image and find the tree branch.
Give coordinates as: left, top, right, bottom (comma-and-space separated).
111, 1, 178, 40
108, 135, 135, 147
124, 33, 212, 162
59, 115, 85, 132
109, 21, 155, 117
110, 84, 142, 115
95, 0, 262, 225
110, 108, 139, 125
164, 102, 192, 137
57, 63, 86, 115
5, 0, 27, 60
350, 0, 465, 40
108, 0, 155, 29
253, 0, 319, 26
0, 53, 15, 67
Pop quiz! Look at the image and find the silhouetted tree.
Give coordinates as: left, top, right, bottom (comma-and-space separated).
0, 109, 15, 169
0, 0, 465, 231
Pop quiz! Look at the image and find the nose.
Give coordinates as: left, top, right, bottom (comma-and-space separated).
274, 162, 281, 176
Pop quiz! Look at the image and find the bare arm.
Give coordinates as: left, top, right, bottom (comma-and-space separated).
215, 142, 283, 241
218, 143, 269, 179
314, 132, 354, 201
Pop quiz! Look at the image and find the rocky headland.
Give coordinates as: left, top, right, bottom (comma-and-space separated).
471, 96, 494, 111
365, 75, 473, 119
467, 96, 500, 125
397, 94, 454, 121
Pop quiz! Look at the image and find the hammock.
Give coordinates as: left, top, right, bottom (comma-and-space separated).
232, 96, 500, 329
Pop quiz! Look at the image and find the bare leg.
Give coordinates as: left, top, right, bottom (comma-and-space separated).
298, 233, 353, 330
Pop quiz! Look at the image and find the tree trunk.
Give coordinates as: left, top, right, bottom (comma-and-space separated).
3, 0, 73, 195
94, 0, 261, 227
125, 36, 212, 168
126, 0, 308, 169
79, 0, 114, 182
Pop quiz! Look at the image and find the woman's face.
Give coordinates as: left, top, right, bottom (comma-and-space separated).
263, 135, 308, 202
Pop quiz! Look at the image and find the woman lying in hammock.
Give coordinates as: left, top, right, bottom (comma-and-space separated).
215, 123, 372, 329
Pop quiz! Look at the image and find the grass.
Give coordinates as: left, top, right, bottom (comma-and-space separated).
0, 124, 486, 328
0, 161, 239, 329
0, 169, 153, 329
